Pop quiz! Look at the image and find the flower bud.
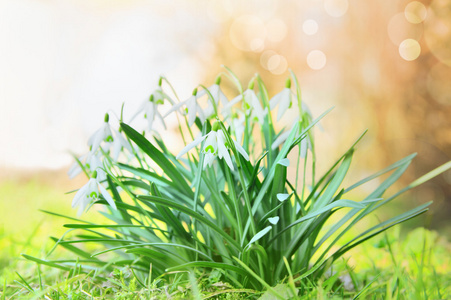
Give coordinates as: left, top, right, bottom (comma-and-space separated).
285, 78, 291, 89
215, 75, 221, 85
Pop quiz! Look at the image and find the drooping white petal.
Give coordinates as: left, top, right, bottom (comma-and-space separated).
217, 131, 234, 170
130, 100, 148, 122
146, 102, 156, 131
176, 133, 208, 159
270, 92, 282, 110
268, 216, 280, 225
276, 88, 292, 121
300, 138, 308, 158
203, 152, 216, 169
233, 140, 250, 161
163, 100, 185, 118
222, 94, 243, 117
72, 183, 89, 208
98, 182, 117, 209
271, 130, 291, 150
187, 97, 198, 126
155, 109, 167, 130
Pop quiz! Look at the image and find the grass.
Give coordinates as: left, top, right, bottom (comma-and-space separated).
1, 176, 450, 299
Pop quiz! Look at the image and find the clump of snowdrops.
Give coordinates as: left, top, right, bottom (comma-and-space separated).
28, 68, 451, 295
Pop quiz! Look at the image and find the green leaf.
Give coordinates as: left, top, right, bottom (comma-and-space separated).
120, 122, 193, 197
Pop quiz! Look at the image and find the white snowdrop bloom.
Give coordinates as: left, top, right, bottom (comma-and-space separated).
68, 152, 107, 181
271, 118, 310, 157
165, 88, 206, 127
88, 114, 114, 153
270, 87, 295, 121
72, 172, 117, 216
111, 129, 133, 162
132, 94, 167, 131
197, 77, 229, 117
232, 113, 245, 143
176, 126, 249, 171
68, 153, 89, 179
227, 89, 267, 124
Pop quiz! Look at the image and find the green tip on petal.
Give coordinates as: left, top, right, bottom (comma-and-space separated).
192, 88, 198, 96
215, 75, 221, 85
92, 170, 98, 179
285, 78, 291, 89
212, 122, 220, 131
149, 94, 154, 102
104, 113, 109, 123
248, 80, 255, 90
158, 76, 163, 87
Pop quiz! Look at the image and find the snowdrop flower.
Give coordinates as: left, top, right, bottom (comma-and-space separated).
88, 113, 114, 153
271, 118, 311, 158
197, 76, 229, 117
270, 79, 296, 121
68, 153, 89, 179
72, 171, 117, 216
110, 128, 133, 162
232, 112, 245, 144
68, 152, 105, 180
165, 88, 206, 127
131, 94, 168, 131
176, 123, 249, 171
226, 87, 267, 124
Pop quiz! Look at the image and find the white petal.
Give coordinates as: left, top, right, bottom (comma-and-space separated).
72, 184, 89, 208
223, 94, 243, 111
277, 193, 290, 202
277, 158, 290, 167
129, 100, 148, 122
277, 89, 291, 121
271, 130, 291, 150
176, 133, 207, 159
156, 110, 167, 130
233, 140, 250, 161
269, 92, 282, 110
218, 141, 234, 170
163, 100, 185, 118
98, 182, 117, 210
300, 138, 308, 158
268, 216, 280, 225
203, 152, 216, 169
68, 161, 82, 179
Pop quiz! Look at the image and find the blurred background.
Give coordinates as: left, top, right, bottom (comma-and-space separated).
1, 0, 451, 245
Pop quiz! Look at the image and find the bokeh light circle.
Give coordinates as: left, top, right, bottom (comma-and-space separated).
424, 2, 451, 66
398, 39, 421, 61
405, 1, 427, 24
260, 50, 287, 75
302, 19, 319, 35
307, 50, 327, 70
427, 62, 451, 105
230, 15, 266, 52
324, 0, 349, 18
266, 19, 288, 43
387, 13, 423, 46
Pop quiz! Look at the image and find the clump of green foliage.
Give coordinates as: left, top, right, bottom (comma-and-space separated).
20, 68, 451, 298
